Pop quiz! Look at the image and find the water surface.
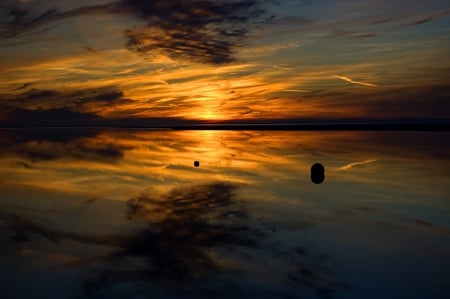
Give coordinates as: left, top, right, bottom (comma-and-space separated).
0, 129, 449, 298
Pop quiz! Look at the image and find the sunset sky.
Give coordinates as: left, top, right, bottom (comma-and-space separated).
1, 0, 449, 125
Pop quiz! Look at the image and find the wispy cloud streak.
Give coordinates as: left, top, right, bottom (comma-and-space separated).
337, 159, 377, 171
332, 75, 378, 87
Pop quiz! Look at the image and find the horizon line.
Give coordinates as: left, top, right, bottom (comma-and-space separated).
1, 122, 449, 131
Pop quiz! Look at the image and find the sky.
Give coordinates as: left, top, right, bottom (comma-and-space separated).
0, 0, 449, 125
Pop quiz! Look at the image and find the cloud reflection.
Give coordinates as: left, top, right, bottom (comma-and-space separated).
1, 129, 449, 297
0, 182, 348, 298
0, 128, 131, 162
81, 182, 262, 292
337, 159, 377, 171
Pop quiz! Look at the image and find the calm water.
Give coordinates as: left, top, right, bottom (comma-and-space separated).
0, 129, 449, 299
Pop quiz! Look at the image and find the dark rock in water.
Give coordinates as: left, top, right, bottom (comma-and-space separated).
311, 163, 325, 184
194, 161, 200, 167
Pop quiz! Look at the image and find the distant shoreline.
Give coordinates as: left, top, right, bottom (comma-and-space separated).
1, 123, 449, 131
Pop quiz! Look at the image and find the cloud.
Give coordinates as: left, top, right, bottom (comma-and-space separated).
12, 82, 33, 91
79, 46, 99, 54
410, 219, 450, 235
121, 0, 265, 64
0, 86, 138, 126
0, 86, 132, 112
319, 29, 383, 39
1, 0, 266, 64
403, 10, 449, 26
257, 4, 449, 43
290, 68, 450, 120
0, 107, 103, 127
332, 75, 378, 87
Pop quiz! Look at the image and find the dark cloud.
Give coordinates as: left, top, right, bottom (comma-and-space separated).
0, 85, 208, 127
323, 28, 383, 39
122, 0, 265, 64
0, 107, 103, 127
12, 82, 33, 91
0, 5, 58, 38
0, 86, 131, 113
407, 219, 450, 235
15, 89, 58, 101
350, 32, 381, 39
1, 0, 267, 64
407, 17, 435, 26
0, 107, 208, 128
0, 2, 112, 38
403, 10, 449, 26
370, 17, 394, 25
79, 46, 100, 54
0, 85, 138, 127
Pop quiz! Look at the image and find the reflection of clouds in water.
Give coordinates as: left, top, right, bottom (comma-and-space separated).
337, 159, 377, 171
2, 129, 448, 170
0, 183, 348, 298
0, 129, 449, 298
0, 129, 132, 163
117, 183, 260, 281
82, 183, 348, 297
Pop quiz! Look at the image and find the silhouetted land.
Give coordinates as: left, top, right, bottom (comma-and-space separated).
170, 123, 450, 131
1, 123, 449, 131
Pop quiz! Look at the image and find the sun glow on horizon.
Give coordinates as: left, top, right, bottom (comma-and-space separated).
1, 0, 449, 124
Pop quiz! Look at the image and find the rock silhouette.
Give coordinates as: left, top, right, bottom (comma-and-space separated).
311, 163, 325, 184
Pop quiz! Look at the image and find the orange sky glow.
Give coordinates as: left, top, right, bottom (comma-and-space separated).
0, 0, 449, 124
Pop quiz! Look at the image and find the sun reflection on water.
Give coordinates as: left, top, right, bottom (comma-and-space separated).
0, 129, 449, 298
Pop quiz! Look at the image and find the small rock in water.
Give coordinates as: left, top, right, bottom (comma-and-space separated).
311, 163, 325, 184
194, 161, 200, 167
